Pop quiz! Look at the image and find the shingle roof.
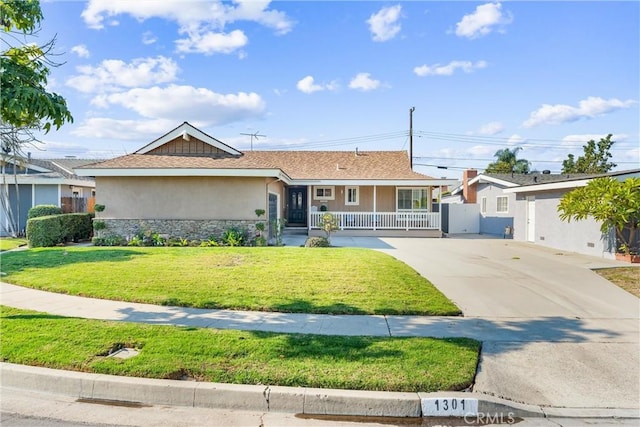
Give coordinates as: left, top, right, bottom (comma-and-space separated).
79, 151, 434, 180
29, 159, 99, 182
484, 168, 640, 187
482, 172, 593, 186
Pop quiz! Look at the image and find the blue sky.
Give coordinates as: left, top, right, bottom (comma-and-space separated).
34, 1, 640, 179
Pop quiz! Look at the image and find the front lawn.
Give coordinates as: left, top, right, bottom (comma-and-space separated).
0, 238, 28, 252
0, 306, 479, 392
0, 247, 460, 315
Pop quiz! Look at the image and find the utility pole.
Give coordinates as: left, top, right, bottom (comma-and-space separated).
240, 131, 266, 151
409, 107, 415, 170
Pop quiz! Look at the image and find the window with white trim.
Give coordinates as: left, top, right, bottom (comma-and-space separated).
397, 188, 429, 211
481, 196, 487, 214
313, 186, 335, 201
345, 186, 359, 205
496, 196, 509, 213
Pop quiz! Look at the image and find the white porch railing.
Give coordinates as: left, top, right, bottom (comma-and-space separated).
309, 211, 440, 231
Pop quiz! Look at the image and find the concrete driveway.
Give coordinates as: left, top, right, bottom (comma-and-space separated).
329, 235, 640, 410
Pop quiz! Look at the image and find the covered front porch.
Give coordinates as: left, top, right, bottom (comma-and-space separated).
309, 211, 442, 237
282, 181, 455, 238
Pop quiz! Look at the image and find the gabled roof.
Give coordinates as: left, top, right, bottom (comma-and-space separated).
1, 158, 97, 186
76, 123, 460, 186
451, 171, 598, 196
504, 168, 640, 193
135, 122, 242, 156
76, 150, 456, 185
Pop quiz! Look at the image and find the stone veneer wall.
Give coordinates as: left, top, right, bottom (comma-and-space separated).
100, 219, 259, 241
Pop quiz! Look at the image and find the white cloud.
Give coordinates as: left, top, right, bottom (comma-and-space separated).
176, 29, 248, 55
523, 97, 637, 128
91, 84, 266, 125
349, 73, 381, 91
66, 56, 179, 93
507, 134, 527, 145
296, 75, 337, 94
455, 2, 513, 39
367, 5, 402, 42
142, 31, 157, 45
466, 145, 494, 156
70, 118, 177, 140
561, 133, 629, 146
81, 0, 293, 55
477, 121, 504, 135
71, 44, 90, 58
414, 60, 487, 77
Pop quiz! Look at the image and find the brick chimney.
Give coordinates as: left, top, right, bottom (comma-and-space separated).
462, 169, 478, 204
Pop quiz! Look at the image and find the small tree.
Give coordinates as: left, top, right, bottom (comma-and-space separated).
562, 134, 616, 174
558, 177, 640, 255
318, 212, 339, 244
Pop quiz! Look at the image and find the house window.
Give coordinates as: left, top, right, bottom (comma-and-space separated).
345, 186, 359, 205
397, 188, 429, 211
313, 186, 335, 201
481, 197, 487, 214
496, 196, 508, 213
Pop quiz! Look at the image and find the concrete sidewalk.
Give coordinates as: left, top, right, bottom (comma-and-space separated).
1, 236, 639, 416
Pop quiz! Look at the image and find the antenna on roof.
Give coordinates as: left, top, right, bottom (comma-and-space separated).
240, 131, 266, 151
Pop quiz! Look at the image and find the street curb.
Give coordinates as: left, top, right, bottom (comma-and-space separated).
2, 363, 638, 419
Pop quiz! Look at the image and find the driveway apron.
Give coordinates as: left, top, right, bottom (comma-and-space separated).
370, 236, 640, 410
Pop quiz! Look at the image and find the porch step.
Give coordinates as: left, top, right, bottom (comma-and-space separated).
283, 227, 308, 236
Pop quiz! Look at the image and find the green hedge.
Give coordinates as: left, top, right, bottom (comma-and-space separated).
26, 213, 93, 248
27, 205, 63, 219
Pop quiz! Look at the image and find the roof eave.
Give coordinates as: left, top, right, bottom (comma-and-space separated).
77, 168, 291, 183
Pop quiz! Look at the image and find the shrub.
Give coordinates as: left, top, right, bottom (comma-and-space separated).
26, 213, 93, 247
93, 220, 106, 231
221, 227, 246, 246
26, 215, 62, 247
60, 213, 93, 242
28, 205, 62, 219
92, 235, 127, 246
255, 236, 267, 246
304, 236, 330, 248
94, 204, 106, 212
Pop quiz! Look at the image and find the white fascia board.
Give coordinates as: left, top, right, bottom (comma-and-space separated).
8, 176, 95, 186
135, 123, 242, 156
77, 168, 291, 182
293, 179, 459, 186
472, 175, 520, 187
504, 179, 590, 193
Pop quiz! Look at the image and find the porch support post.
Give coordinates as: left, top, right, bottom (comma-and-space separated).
307, 185, 312, 232
373, 185, 377, 231
439, 185, 443, 232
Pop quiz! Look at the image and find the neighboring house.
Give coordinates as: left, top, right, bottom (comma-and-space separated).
443, 169, 597, 237
76, 122, 457, 241
504, 168, 640, 259
0, 157, 97, 236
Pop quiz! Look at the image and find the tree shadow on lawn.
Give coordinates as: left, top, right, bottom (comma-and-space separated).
0, 248, 144, 275
108, 304, 630, 357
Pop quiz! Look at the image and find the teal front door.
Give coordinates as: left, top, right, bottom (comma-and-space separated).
287, 186, 307, 226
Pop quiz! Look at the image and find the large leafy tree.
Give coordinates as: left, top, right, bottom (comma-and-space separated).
561, 134, 617, 174
485, 147, 530, 174
558, 177, 640, 255
1, 0, 73, 132
1, 0, 72, 236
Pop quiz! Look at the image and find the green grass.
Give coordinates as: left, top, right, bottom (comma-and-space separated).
0, 247, 460, 315
0, 238, 28, 251
0, 306, 480, 392
595, 267, 640, 298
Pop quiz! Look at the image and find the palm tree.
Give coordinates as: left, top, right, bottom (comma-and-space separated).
485, 147, 530, 174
